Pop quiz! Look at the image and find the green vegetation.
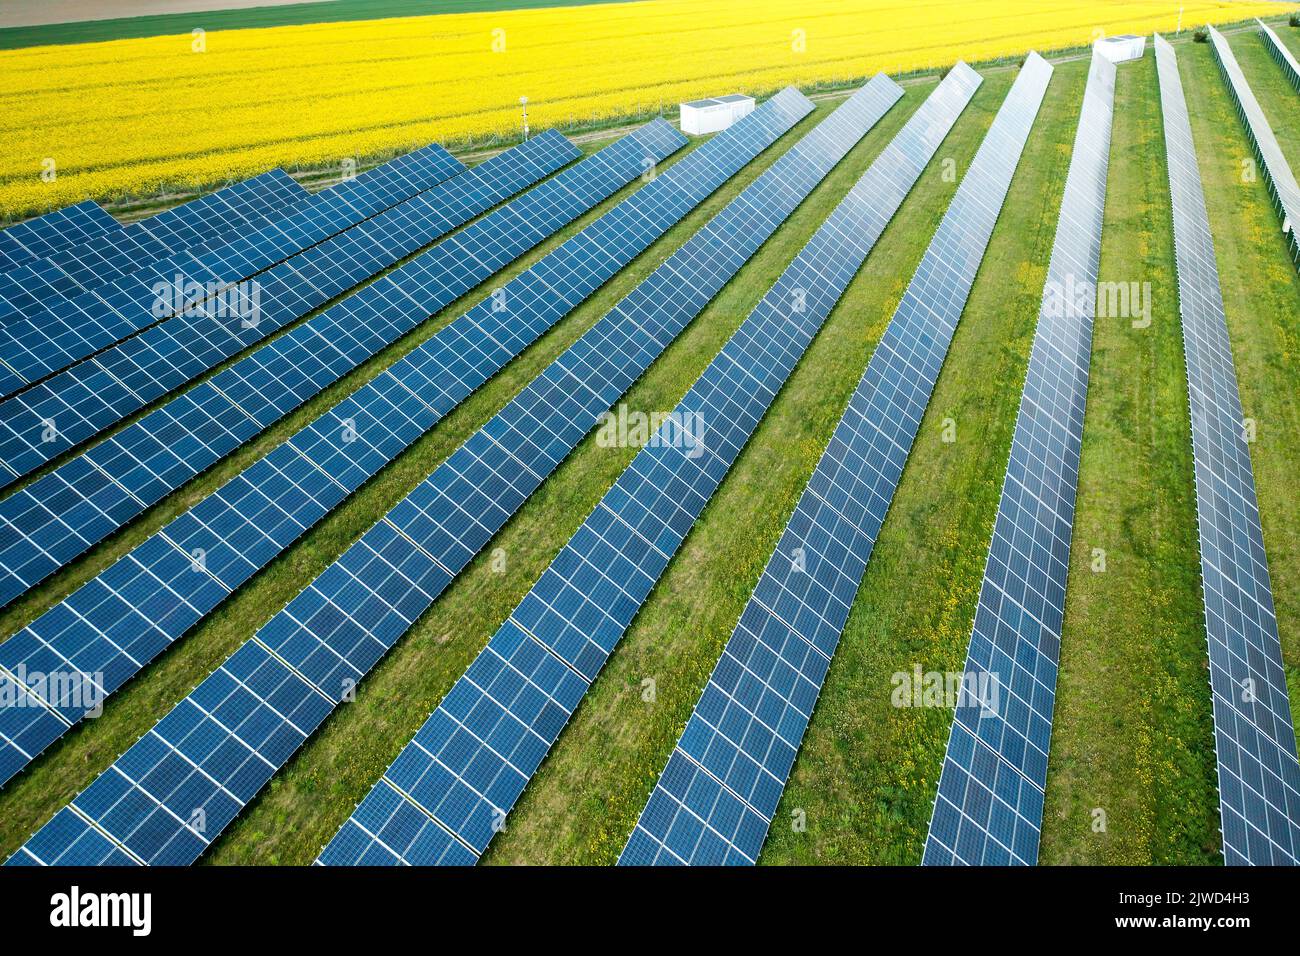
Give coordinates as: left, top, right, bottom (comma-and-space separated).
0, 0, 632, 51
1, 27, 1299, 866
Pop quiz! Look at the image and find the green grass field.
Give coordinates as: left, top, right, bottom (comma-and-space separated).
0, 0, 631, 50
1, 23, 1299, 865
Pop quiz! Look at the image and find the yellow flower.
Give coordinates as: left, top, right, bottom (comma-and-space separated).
1, 1, 1292, 219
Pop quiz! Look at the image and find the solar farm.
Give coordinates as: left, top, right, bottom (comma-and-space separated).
2, 2, 1300, 877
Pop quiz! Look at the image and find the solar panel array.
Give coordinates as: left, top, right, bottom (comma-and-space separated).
5, 84, 881, 866
0, 171, 310, 324
0, 101, 796, 793
922, 52, 1115, 867
0, 115, 765, 615
1209, 26, 1300, 271
0, 143, 467, 395
1258, 19, 1300, 94
0, 202, 121, 275
322, 71, 996, 868
1155, 33, 1300, 866
620, 57, 1052, 867
0, 136, 568, 491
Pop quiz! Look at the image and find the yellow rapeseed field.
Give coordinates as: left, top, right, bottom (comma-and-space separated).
0, 0, 1294, 219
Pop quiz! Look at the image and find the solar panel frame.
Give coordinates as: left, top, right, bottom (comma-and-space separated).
1209, 26, 1300, 271
0, 100, 801, 793
323, 70, 997, 866
619, 55, 1053, 867
8, 86, 863, 866
923, 52, 1116, 867
1258, 19, 1300, 95
1155, 32, 1300, 866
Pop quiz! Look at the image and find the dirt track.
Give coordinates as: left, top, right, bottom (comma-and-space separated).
0, 0, 333, 30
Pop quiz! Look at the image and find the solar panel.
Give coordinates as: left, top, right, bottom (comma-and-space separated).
0, 134, 570, 491
1209, 26, 1300, 271
0, 170, 311, 324
1155, 33, 1300, 866
6, 84, 884, 866
0, 122, 681, 609
0, 98, 801, 791
922, 52, 1115, 867
0, 227, 174, 321
620, 56, 1052, 867
0, 143, 468, 395
129, 168, 311, 258
1258, 19, 1300, 94
0, 202, 121, 275
323, 69, 989, 867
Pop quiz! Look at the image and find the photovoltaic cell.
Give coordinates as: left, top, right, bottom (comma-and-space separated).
622, 56, 1051, 867
0, 135, 568, 491
0, 170, 311, 324
0, 142, 467, 395
0, 202, 120, 275
923, 52, 1115, 867
1209, 26, 1300, 271
324, 70, 993, 867
1155, 33, 1300, 866
0, 98, 800, 795
9, 85, 860, 866
1258, 19, 1300, 95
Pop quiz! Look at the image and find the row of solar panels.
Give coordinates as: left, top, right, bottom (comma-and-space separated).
0, 141, 467, 398
0, 88, 807, 799
7, 83, 823, 864
0, 131, 585, 605
3, 29, 1300, 867
1212, 25, 1300, 271
1155, 33, 1300, 866
6, 56, 1036, 868
624, 53, 1052, 867
0, 171, 311, 325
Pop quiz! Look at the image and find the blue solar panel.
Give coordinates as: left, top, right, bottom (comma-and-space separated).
324, 72, 1004, 867
621, 56, 1051, 867
8, 86, 853, 865
1258, 19, 1300, 95
922, 52, 1114, 867
0, 202, 121, 276
0, 99, 800, 792
0, 125, 681, 611
0, 143, 467, 395
1156, 33, 1300, 866
130, 168, 310, 257
0, 170, 310, 325
1210, 26, 1300, 271
0, 136, 568, 492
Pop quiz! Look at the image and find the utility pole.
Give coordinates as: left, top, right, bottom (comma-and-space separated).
520, 95, 530, 141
